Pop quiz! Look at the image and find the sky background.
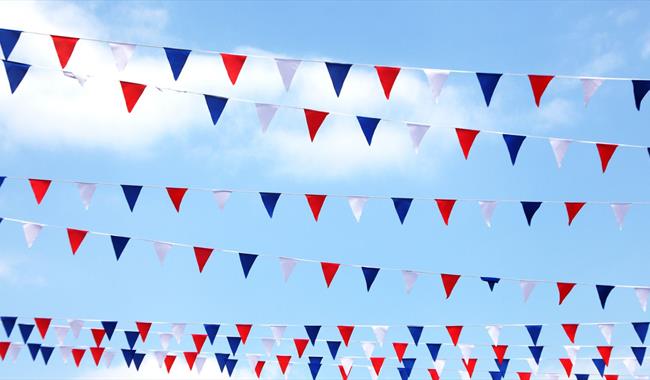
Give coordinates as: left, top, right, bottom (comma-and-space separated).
0, 1, 650, 379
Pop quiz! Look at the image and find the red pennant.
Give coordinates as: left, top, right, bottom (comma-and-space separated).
193, 247, 213, 273
557, 282, 576, 305
560, 358, 573, 377
136, 321, 152, 342
435, 199, 457, 225
192, 334, 207, 352
455, 128, 480, 159
304, 109, 329, 141
565, 202, 586, 226
0, 342, 9, 360
428, 369, 440, 380
34, 317, 51, 339
236, 323, 252, 344
164, 355, 176, 373
338, 364, 350, 380
321, 262, 340, 288
463, 358, 477, 377
221, 53, 247, 85
184, 351, 197, 370
598, 346, 613, 366
371, 357, 385, 375
375, 66, 401, 99
562, 323, 579, 343
446, 325, 463, 345
393, 342, 408, 362
492, 345, 508, 364
277, 355, 291, 374
528, 75, 554, 107
51, 35, 79, 69
90, 347, 104, 366
337, 325, 354, 346
120, 81, 147, 113
166, 187, 188, 212
596, 143, 618, 173
91, 328, 105, 346
517, 372, 532, 380
255, 360, 266, 378
293, 338, 308, 358
305, 194, 327, 221
605, 375, 619, 380
441, 273, 461, 298
71, 348, 85, 367
29, 179, 51, 205
66, 228, 88, 255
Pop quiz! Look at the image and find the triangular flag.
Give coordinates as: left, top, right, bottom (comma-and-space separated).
89, 347, 104, 366
632, 346, 646, 365
108, 43, 135, 71
459, 344, 475, 360
70, 320, 85, 339
521, 201, 542, 226
423, 69, 449, 102
581, 78, 603, 106
528, 346, 543, 364
66, 228, 88, 254
327, 340, 341, 359
0, 29, 21, 59
110, 235, 130, 261
304, 109, 329, 141
91, 328, 105, 346
3, 61, 29, 94
163, 47, 191, 81
407, 123, 429, 153
221, 53, 247, 85
392, 197, 413, 224
308, 360, 321, 380
8, 342, 23, 362
564, 345, 580, 363
305, 194, 327, 221
255, 103, 278, 133
29, 179, 51, 205
402, 270, 418, 293
528, 75, 554, 107
238, 253, 258, 278
576, 375, 590, 380
370, 357, 384, 375
565, 202, 585, 226
254, 359, 265, 378
1, 316, 16, 337
407, 326, 423, 346
503, 134, 526, 165
455, 128, 480, 159
226, 358, 238, 376
481, 277, 501, 291
486, 325, 501, 345
426, 343, 441, 361
171, 323, 185, 344
526, 325, 542, 345
361, 267, 380, 291
446, 325, 463, 345
325, 62, 352, 97
361, 341, 375, 358
560, 358, 573, 377
371, 326, 388, 346
526, 358, 539, 374
305, 325, 321, 345
463, 358, 477, 377
479, 201, 496, 227
121, 184, 142, 212
204, 95, 228, 125
441, 273, 460, 298
260, 192, 281, 218
596, 143, 617, 173
632, 322, 648, 343
204, 324, 220, 345
34, 318, 51, 339
623, 357, 638, 375
549, 138, 571, 168
164, 354, 176, 373
22, 223, 42, 248
279, 257, 297, 282
40, 346, 54, 365
435, 199, 457, 225
193, 247, 213, 273
153, 242, 172, 264
192, 334, 207, 352
597, 324, 614, 345
635, 288, 650, 311
212, 190, 231, 210
153, 350, 167, 368
558, 282, 576, 304
71, 348, 85, 367
119, 81, 146, 113
51, 35, 79, 69
375, 66, 401, 99
593, 359, 606, 376
236, 324, 252, 344
493, 345, 508, 364
275, 58, 300, 91
596, 285, 615, 309
562, 323, 579, 343
357, 116, 380, 146
338, 326, 354, 346
632, 80, 650, 110
611, 203, 631, 230
293, 338, 308, 357
277, 355, 291, 374
321, 262, 340, 287
597, 346, 613, 366
476, 73, 502, 106
76, 183, 96, 210
393, 342, 408, 362
135, 321, 151, 342
227, 336, 241, 355
348, 196, 368, 222
166, 187, 188, 212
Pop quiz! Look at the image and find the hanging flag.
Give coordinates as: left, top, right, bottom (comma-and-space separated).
204, 95, 228, 126
435, 199, 457, 225
51, 35, 79, 69
71, 348, 85, 367
236, 324, 252, 344
441, 273, 461, 298
348, 196, 368, 222
528, 345, 543, 364
455, 128, 480, 159
153, 242, 172, 265
407, 326, 423, 346
89, 346, 104, 365
321, 262, 340, 287
458, 344, 474, 360
565, 202, 585, 226
526, 325, 542, 345
402, 270, 418, 293
476, 73, 502, 106
0, 29, 21, 59
108, 43, 135, 72
576, 375, 590, 380
308, 359, 321, 380
227, 336, 241, 354
1, 316, 16, 337
327, 340, 341, 359
549, 138, 571, 168
22, 223, 42, 248
597, 324, 614, 345
596, 143, 617, 173
29, 178, 51, 205
119, 81, 146, 113
166, 187, 188, 212
277, 354, 291, 374
632, 322, 648, 344
18, 324, 33, 343
623, 357, 638, 375
3, 60, 30, 94
375, 66, 401, 99
34, 318, 51, 339
632, 80, 650, 110
260, 192, 281, 218
120, 184, 142, 212
520, 281, 536, 302
275, 58, 301, 91
632, 346, 646, 365
90, 328, 105, 346
597, 346, 613, 366
393, 342, 408, 363
479, 201, 496, 227
361, 267, 380, 291
610, 203, 630, 230
406, 123, 429, 153
193, 247, 213, 273
69, 320, 85, 339
557, 282, 576, 305
423, 69, 449, 102
564, 345, 580, 363
371, 326, 388, 346
163, 47, 191, 81
370, 357, 384, 376
255, 103, 278, 133
503, 134, 526, 165
203, 324, 220, 345
463, 358, 477, 377
294, 338, 308, 357
481, 277, 501, 291
581, 78, 603, 106
76, 183, 96, 210
212, 190, 231, 210
361, 341, 375, 358
305, 194, 327, 221
392, 197, 413, 224
426, 343, 441, 361
110, 235, 130, 261
446, 325, 463, 346
135, 321, 151, 342
183, 351, 197, 370
337, 326, 354, 346
493, 345, 508, 364
635, 288, 650, 312
66, 228, 88, 255
279, 257, 297, 282
164, 354, 176, 373
220, 53, 247, 85
486, 325, 501, 345
304, 109, 329, 142
528, 75, 554, 107
357, 116, 380, 146
521, 201, 542, 226
305, 325, 321, 345
562, 323, 579, 343
40, 346, 54, 365
596, 285, 615, 309
325, 62, 352, 97
592, 359, 606, 376
171, 323, 185, 344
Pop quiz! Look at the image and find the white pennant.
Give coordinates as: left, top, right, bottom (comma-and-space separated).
347, 196, 368, 223
520, 280, 537, 302
68, 319, 83, 339
526, 358, 539, 374
76, 183, 96, 210
564, 345, 581, 363
581, 78, 604, 106
635, 287, 650, 312
597, 323, 614, 345
246, 354, 261, 371
423, 69, 450, 103
458, 344, 474, 360
153, 350, 167, 368
368, 366, 379, 380
59, 345, 71, 364
212, 190, 232, 210
434, 360, 446, 374
54, 326, 69, 345
478, 201, 496, 228
279, 257, 297, 282
624, 357, 639, 375
261, 338, 275, 355
270, 325, 287, 345
549, 138, 571, 168
103, 350, 115, 368
371, 326, 389, 347
153, 242, 172, 264
8, 343, 22, 362
340, 357, 354, 375
275, 58, 301, 91
361, 341, 375, 358
611, 203, 631, 230
63, 71, 88, 86
195, 356, 206, 374
171, 323, 186, 344
22, 223, 43, 248
255, 103, 278, 133
459, 370, 471, 380
486, 325, 501, 345
402, 270, 418, 294
109, 42, 136, 72
159, 333, 173, 350
406, 123, 429, 153
544, 374, 559, 380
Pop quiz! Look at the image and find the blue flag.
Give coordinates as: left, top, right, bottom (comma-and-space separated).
632, 322, 649, 343
2, 316, 17, 336
325, 62, 352, 97
632, 346, 646, 365
490, 371, 502, 380
110, 235, 130, 261
204, 95, 228, 125
398, 367, 410, 380
392, 197, 413, 224
502, 134, 526, 165
305, 325, 321, 345
204, 324, 220, 344
426, 343, 442, 361
357, 116, 380, 145
327, 340, 341, 359
0, 29, 22, 59
133, 352, 145, 370
521, 201, 542, 226
407, 326, 424, 346
308, 362, 322, 379
575, 374, 589, 380
528, 345, 543, 364
596, 284, 615, 309
496, 358, 509, 377
308, 356, 322, 364
476, 73, 502, 106
101, 321, 117, 340
27, 343, 40, 360
259, 192, 281, 218
18, 323, 33, 343
403, 358, 416, 373
226, 358, 238, 376
40, 346, 54, 365
215, 353, 229, 371
121, 185, 142, 212
163, 47, 191, 80
238, 252, 258, 278
361, 267, 380, 291
0, 176, 5, 188
632, 80, 650, 110
124, 331, 139, 349
592, 358, 605, 376
122, 349, 135, 367
480, 277, 501, 291
227, 336, 241, 355
526, 325, 542, 345
3, 60, 30, 94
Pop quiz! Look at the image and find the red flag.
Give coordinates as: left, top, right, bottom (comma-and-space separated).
120, 81, 146, 113
492, 345, 508, 364
305, 194, 327, 221
66, 228, 88, 255
463, 358, 477, 377
455, 128, 480, 159
51, 35, 79, 69
517, 372, 532, 380
255, 360, 265, 378
166, 187, 188, 212
441, 273, 461, 298
91, 328, 105, 346
136, 321, 152, 342
34, 317, 51, 338
435, 199, 457, 225
557, 282, 576, 305
337, 325, 354, 346
428, 369, 441, 380
293, 338, 308, 358
371, 357, 385, 375
338, 364, 350, 380
605, 375, 619, 380
0, 342, 9, 360
393, 342, 408, 362
183, 351, 197, 370
221, 53, 247, 85
90, 347, 104, 366
29, 179, 51, 205
597, 346, 613, 366
375, 66, 401, 99
236, 324, 252, 344
596, 143, 618, 173
192, 334, 207, 352
528, 75, 554, 107
321, 262, 340, 287
164, 355, 176, 373
277, 355, 291, 374
562, 323, 579, 343
304, 109, 329, 141
193, 247, 213, 273
560, 358, 573, 377
446, 325, 463, 345
71, 348, 85, 367
565, 202, 586, 226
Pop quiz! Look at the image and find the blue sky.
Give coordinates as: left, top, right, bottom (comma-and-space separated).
0, 1, 650, 379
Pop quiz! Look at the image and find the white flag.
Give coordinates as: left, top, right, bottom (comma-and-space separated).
478, 201, 496, 227
270, 325, 287, 345
103, 349, 115, 368
255, 103, 278, 133
347, 196, 368, 223
340, 357, 353, 375
279, 257, 297, 282
195, 356, 206, 374
246, 354, 261, 371
109, 42, 135, 72
611, 203, 631, 230
261, 338, 275, 355
8, 343, 22, 362
635, 288, 650, 312
520, 280, 537, 302
153, 350, 167, 368
564, 345, 580, 363
212, 191, 232, 210
371, 326, 389, 347
22, 223, 43, 248
153, 242, 172, 264
406, 123, 430, 153
526, 358, 539, 374
76, 183, 96, 210
361, 341, 375, 358
434, 360, 446, 374
549, 139, 571, 168
54, 326, 69, 345
486, 325, 501, 345
458, 344, 474, 360
159, 333, 173, 350
423, 69, 450, 103
275, 58, 301, 91
171, 323, 186, 344
581, 78, 603, 106
624, 357, 639, 375
59, 345, 71, 364
402, 270, 418, 294
597, 323, 614, 345
68, 319, 83, 339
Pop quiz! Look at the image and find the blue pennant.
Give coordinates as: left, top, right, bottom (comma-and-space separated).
101, 321, 117, 340
133, 352, 145, 370
476, 73, 502, 106
259, 192, 281, 218
632, 346, 646, 365
124, 331, 139, 349
308, 362, 322, 380
204, 324, 220, 344
27, 343, 41, 360
0, 29, 22, 59
204, 95, 228, 125
238, 252, 258, 278
356, 116, 380, 145
3, 60, 30, 94
647, 147, 650, 157
575, 374, 589, 380
2, 316, 17, 337
0, 176, 4, 188
496, 358, 509, 377
305, 325, 321, 345
596, 284, 615, 309
18, 323, 33, 343
325, 62, 352, 97
480, 277, 501, 291
40, 346, 54, 365
122, 349, 135, 367
121, 185, 142, 212
392, 197, 413, 224
403, 358, 416, 373
528, 345, 543, 364
521, 201, 542, 226
632, 322, 649, 343
227, 336, 241, 355
592, 358, 605, 376
490, 371, 503, 380
110, 235, 130, 261
632, 80, 650, 110
308, 356, 323, 364
215, 353, 229, 371
398, 367, 410, 380
502, 134, 526, 165
361, 267, 380, 291
163, 47, 191, 81
526, 325, 542, 345
426, 343, 442, 361
326, 340, 341, 359
225, 358, 238, 376
407, 326, 424, 346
